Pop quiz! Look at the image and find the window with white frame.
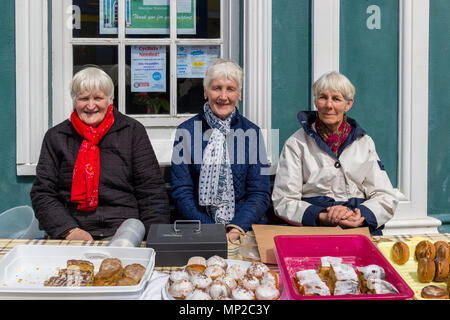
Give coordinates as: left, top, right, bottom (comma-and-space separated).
52, 0, 240, 164
16, 0, 270, 175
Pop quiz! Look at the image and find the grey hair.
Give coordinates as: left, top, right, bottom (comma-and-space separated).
70, 67, 115, 102
203, 58, 243, 91
312, 71, 355, 101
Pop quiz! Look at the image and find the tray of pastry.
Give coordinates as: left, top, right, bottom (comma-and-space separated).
162, 256, 285, 300
274, 235, 414, 300
376, 237, 450, 300
0, 245, 155, 299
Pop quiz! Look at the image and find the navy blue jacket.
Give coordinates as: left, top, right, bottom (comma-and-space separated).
170, 110, 271, 231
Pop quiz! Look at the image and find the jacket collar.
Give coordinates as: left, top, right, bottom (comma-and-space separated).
297, 110, 366, 159
200, 106, 242, 128
59, 107, 129, 136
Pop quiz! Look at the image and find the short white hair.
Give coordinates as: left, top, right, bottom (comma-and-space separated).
203, 58, 243, 91
70, 67, 114, 102
312, 71, 355, 101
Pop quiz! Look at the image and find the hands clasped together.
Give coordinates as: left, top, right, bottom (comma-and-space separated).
318, 206, 365, 228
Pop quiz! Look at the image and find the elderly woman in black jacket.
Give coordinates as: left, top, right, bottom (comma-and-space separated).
30, 67, 169, 240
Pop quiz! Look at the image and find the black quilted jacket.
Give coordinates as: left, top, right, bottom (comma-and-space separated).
30, 108, 170, 239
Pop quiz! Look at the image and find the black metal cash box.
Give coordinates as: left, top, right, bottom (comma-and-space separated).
146, 220, 227, 267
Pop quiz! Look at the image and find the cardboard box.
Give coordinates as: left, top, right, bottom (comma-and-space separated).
252, 224, 371, 264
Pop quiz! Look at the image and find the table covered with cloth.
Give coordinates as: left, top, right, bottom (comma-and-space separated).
1, 233, 449, 299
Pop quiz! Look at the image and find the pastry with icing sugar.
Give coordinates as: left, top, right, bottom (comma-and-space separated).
231, 286, 256, 300
185, 289, 212, 300
357, 264, 386, 293
239, 274, 260, 292
255, 284, 280, 300
294, 269, 330, 296
318, 256, 343, 279
208, 280, 230, 299
247, 262, 270, 279
328, 263, 359, 294
206, 255, 228, 269
190, 272, 212, 290
168, 279, 194, 299
204, 265, 225, 280
333, 280, 360, 295
261, 270, 280, 289
226, 264, 246, 280
366, 279, 399, 295
169, 269, 190, 283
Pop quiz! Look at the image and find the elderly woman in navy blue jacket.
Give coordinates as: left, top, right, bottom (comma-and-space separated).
170, 58, 271, 241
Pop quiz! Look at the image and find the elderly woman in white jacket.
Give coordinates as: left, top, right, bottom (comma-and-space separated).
272, 71, 398, 235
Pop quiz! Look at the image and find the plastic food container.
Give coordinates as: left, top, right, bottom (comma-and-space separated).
0, 245, 155, 300
274, 235, 414, 300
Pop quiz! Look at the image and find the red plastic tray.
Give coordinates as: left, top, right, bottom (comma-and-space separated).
274, 234, 414, 300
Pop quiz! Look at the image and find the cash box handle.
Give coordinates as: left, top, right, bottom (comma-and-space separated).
173, 220, 202, 234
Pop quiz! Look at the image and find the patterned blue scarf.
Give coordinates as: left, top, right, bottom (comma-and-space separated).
198, 102, 236, 224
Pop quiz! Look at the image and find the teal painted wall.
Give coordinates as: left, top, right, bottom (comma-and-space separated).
429, 0, 450, 232
272, 0, 311, 153
0, 0, 34, 214
340, 0, 399, 187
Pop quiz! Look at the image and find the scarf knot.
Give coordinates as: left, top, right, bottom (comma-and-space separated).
314, 113, 351, 156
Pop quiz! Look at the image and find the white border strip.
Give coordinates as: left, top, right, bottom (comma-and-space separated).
16, 0, 48, 175
243, 0, 272, 161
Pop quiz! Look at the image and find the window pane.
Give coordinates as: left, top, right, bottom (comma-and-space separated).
176, 45, 220, 114
72, 0, 117, 38
73, 45, 119, 108
126, 45, 170, 114
125, 0, 170, 39
178, 0, 220, 38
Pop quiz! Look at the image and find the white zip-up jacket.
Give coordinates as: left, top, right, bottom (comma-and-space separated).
272, 111, 398, 235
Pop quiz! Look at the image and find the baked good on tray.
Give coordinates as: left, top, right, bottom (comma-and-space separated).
318, 256, 343, 279
67, 259, 94, 275
435, 242, 450, 262
391, 241, 410, 265
168, 279, 194, 299
292, 257, 399, 297
415, 240, 436, 260
167, 256, 280, 300
255, 283, 280, 300
421, 285, 449, 299
433, 257, 449, 282
44, 258, 146, 287
116, 263, 146, 286
94, 258, 123, 286
293, 269, 331, 296
185, 256, 206, 275
417, 257, 436, 283
328, 263, 359, 295
357, 264, 386, 293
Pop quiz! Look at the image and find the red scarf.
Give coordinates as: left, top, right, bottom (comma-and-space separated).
315, 114, 351, 156
70, 105, 115, 212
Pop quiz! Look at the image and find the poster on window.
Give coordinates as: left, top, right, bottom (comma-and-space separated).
100, 0, 196, 35
130, 45, 166, 92
177, 46, 220, 78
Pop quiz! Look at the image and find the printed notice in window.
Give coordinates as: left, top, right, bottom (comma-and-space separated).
100, 0, 196, 35
177, 46, 220, 78
131, 45, 166, 92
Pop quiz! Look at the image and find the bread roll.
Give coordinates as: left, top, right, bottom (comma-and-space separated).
434, 258, 449, 282
391, 241, 410, 265
415, 240, 436, 260
417, 257, 435, 283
